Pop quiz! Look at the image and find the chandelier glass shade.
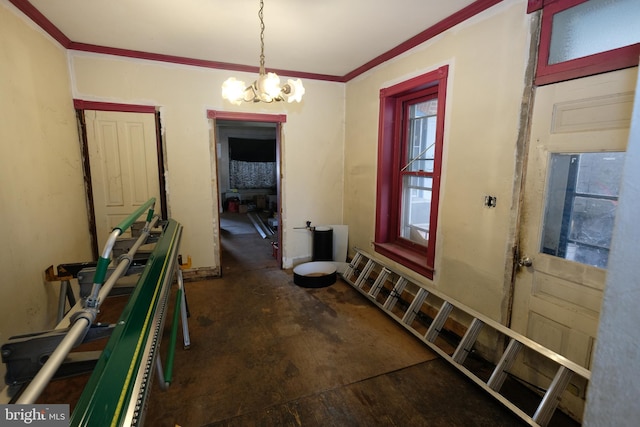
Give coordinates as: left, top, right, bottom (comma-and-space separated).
222, 0, 305, 105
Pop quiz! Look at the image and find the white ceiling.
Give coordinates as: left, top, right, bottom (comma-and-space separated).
22, 0, 478, 78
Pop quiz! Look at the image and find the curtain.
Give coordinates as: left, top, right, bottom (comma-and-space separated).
229, 160, 276, 189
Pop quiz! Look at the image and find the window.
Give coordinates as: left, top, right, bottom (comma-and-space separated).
541, 152, 625, 268
534, 0, 640, 85
375, 66, 448, 279
400, 100, 437, 246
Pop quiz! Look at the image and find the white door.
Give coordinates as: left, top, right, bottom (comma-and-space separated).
511, 67, 637, 420
85, 110, 161, 251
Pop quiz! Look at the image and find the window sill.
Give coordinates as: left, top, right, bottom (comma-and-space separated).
373, 242, 434, 279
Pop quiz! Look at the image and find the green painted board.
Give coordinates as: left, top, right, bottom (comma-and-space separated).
70, 218, 181, 427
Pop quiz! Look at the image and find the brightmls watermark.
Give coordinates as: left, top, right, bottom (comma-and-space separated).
1, 405, 69, 426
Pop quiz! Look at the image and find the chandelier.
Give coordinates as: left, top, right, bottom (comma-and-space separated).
222, 0, 305, 105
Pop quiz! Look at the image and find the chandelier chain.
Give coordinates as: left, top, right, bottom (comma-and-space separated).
259, 0, 265, 75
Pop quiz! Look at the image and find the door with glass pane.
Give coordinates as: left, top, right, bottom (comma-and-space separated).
511, 67, 636, 420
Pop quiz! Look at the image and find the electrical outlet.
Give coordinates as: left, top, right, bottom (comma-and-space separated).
484, 195, 497, 208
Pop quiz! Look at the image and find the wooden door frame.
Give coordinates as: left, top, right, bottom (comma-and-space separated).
74, 100, 167, 259
207, 110, 286, 269
504, 12, 541, 329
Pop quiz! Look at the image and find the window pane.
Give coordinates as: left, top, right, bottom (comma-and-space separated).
575, 152, 625, 197
569, 195, 617, 248
549, 0, 640, 65
400, 176, 432, 246
405, 100, 437, 173
541, 152, 625, 269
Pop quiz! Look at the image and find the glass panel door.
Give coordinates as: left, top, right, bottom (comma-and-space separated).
541, 152, 625, 268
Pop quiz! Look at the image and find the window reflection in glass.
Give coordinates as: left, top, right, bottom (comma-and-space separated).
541, 152, 625, 268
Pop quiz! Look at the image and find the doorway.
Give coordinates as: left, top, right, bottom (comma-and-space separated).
510, 67, 636, 420
77, 105, 166, 258
209, 111, 284, 270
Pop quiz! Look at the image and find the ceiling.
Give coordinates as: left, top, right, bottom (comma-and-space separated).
14, 0, 480, 80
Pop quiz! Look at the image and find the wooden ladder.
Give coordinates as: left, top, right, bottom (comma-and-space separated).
342, 248, 590, 427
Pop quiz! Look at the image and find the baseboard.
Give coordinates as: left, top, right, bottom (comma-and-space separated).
181, 266, 221, 281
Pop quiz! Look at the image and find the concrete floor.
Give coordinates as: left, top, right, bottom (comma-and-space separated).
35, 212, 579, 426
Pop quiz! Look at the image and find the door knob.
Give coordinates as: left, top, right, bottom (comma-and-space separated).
518, 256, 533, 267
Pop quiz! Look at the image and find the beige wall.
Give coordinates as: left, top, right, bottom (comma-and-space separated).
0, 0, 533, 381
0, 2, 92, 379
69, 53, 346, 270
0, 0, 345, 377
344, 0, 531, 322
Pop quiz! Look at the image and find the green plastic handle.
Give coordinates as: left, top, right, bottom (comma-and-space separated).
113, 198, 156, 234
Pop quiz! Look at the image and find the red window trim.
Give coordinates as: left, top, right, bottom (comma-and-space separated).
534, 0, 640, 85
374, 65, 448, 279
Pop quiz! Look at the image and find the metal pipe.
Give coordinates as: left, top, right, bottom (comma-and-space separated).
16, 318, 90, 404
177, 268, 191, 349
155, 355, 168, 391
247, 212, 268, 238
16, 215, 160, 404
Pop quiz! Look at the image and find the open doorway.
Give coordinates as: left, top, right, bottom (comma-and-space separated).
210, 112, 284, 270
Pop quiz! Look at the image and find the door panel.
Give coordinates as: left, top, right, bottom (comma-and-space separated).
523, 311, 593, 372
530, 270, 601, 317
86, 111, 160, 251
512, 67, 636, 420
